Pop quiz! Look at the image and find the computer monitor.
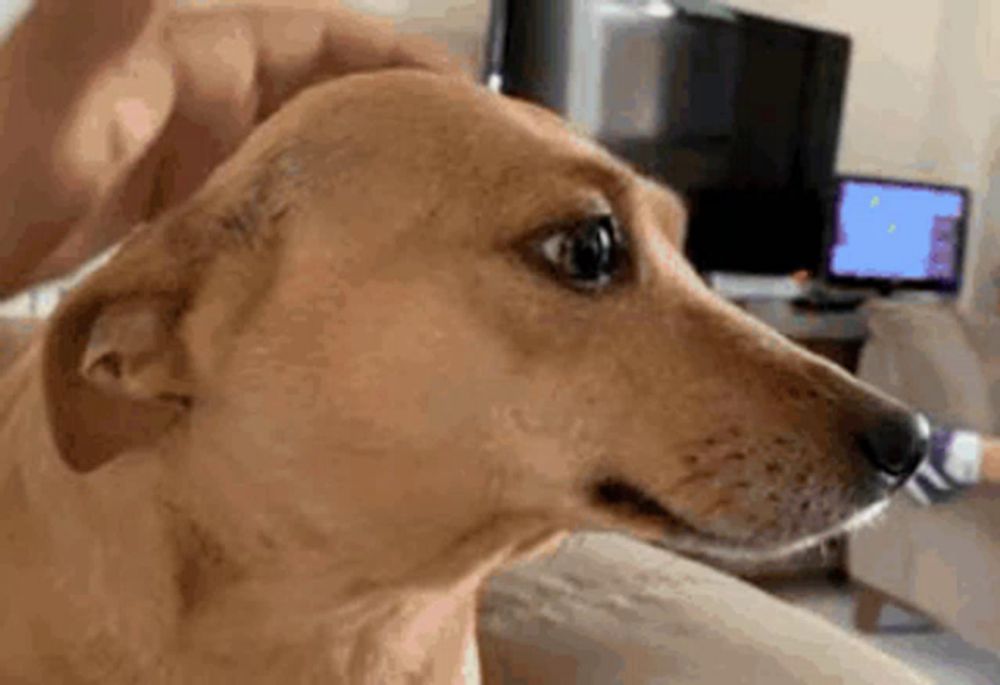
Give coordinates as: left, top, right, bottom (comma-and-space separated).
823, 176, 970, 294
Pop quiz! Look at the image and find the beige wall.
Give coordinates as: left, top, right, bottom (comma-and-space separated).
341, 0, 490, 71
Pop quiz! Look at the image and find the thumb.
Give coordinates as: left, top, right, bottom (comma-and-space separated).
0, 0, 175, 296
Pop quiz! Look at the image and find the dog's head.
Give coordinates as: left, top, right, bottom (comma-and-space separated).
41, 71, 926, 579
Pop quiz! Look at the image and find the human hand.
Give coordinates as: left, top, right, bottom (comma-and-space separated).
904, 427, 983, 505
0, 0, 171, 296
0, 0, 465, 298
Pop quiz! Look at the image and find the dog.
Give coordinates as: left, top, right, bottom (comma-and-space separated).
0, 66, 928, 683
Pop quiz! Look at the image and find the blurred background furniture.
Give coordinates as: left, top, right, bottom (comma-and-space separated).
849, 301, 1000, 656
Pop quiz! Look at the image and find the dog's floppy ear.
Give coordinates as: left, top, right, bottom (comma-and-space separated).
42, 226, 201, 473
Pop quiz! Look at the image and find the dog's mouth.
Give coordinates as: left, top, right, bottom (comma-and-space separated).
589, 475, 890, 559
590, 477, 707, 539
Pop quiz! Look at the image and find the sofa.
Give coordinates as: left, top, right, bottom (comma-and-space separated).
480, 532, 931, 684
849, 301, 1000, 655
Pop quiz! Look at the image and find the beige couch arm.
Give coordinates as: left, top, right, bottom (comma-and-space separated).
480, 533, 931, 685
852, 301, 1000, 654
857, 301, 995, 431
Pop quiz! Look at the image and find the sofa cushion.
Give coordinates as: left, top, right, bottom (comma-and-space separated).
850, 491, 1000, 655
480, 533, 931, 685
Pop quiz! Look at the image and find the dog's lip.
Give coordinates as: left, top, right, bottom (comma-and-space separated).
662, 497, 891, 562
589, 476, 829, 550
590, 475, 891, 552
589, 476, 708, 538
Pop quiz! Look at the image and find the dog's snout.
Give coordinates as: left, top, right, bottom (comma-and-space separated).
857, 411, 930, 486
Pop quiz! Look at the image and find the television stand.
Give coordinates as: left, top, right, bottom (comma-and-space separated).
791, 289, 867, 313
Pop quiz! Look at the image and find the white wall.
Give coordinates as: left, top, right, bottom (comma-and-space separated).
0, 0, 29, 41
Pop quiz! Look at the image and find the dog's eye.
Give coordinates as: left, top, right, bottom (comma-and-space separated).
536, 215, 626, 292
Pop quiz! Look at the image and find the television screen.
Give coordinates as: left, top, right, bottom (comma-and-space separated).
491, 0, 851, 276
657, 11, 851, 276
824, 177, 969, 292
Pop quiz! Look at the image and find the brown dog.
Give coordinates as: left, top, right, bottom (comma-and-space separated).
0, 68, 927, 683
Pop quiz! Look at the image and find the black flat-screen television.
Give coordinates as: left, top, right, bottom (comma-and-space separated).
487, 0, 852, 277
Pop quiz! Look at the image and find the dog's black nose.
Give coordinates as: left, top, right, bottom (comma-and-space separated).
857, 411, 930, 486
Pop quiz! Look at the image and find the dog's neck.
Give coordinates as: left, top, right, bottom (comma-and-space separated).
0, 338, 510, 684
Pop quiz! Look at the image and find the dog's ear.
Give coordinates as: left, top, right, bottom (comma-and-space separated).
43, 290, 193, 473
41, 225, 202, 473
79, 296, 193, 406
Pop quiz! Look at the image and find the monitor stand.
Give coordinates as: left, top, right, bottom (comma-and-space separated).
707, 272, 810, 301
791, 287, 867, 313
708, 272, 867, 310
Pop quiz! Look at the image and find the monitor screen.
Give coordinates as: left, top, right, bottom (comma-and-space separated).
825, 178, 969, 292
